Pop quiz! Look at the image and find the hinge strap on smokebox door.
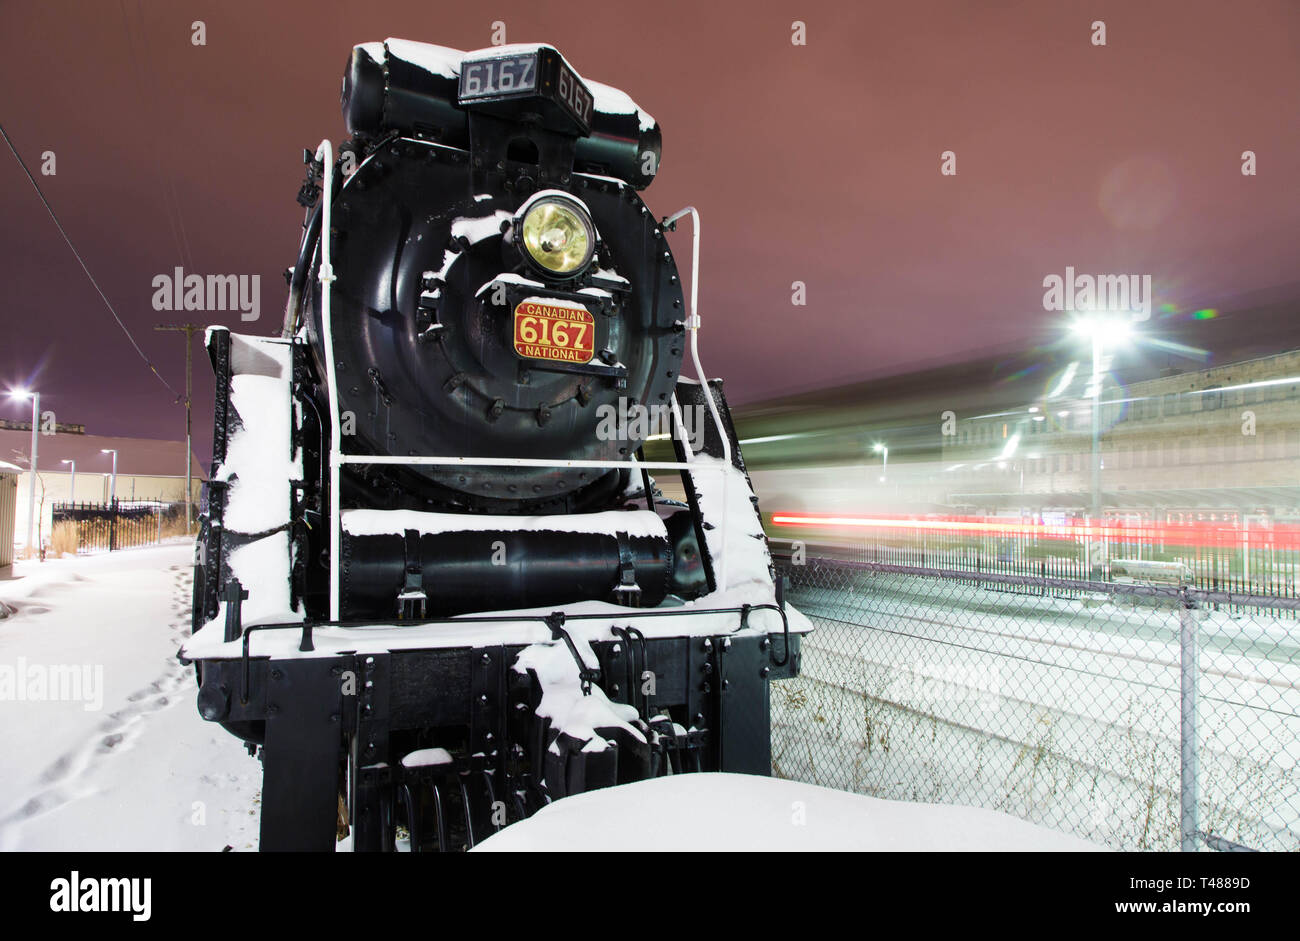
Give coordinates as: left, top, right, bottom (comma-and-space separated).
397, 528, 427, 619
613, 530, 642, 606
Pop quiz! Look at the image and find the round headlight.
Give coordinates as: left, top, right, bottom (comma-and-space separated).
518, 193, 595, 277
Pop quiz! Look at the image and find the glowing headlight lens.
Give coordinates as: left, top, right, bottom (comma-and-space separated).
520, 195, 595, 276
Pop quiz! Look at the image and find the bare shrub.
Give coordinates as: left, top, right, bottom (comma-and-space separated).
50, 521, 79, 556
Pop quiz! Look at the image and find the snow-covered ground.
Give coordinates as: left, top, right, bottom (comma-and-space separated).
0, 544, 262, 851
474, 773, 1105, 851
774, 573, 1300, 851
0, 542, 1132, 852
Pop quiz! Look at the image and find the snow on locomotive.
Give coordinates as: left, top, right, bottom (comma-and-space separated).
180, 38, 810, 851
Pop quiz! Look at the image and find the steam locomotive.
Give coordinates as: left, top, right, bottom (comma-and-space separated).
181, 38, 807, 851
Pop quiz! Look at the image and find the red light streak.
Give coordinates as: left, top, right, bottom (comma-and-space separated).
768, 512, 1296, 550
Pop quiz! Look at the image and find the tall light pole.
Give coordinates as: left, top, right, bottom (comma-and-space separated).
1088, 331, 1102, 530
7, 388, 39, 554
61, 459, 75, 503
101, 448, 118, 505
1071, 316, 1132, 575
873, 442, 889, 483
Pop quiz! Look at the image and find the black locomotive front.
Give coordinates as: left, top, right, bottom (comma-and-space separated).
184, 39, 804, 852
318, 41, 679, 513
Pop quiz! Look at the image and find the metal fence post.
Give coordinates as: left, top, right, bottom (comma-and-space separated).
1179, 589, 1199, 852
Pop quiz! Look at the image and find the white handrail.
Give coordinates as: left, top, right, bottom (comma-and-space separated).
339, 454, 716, 471
319, 170, 738, 617
663, 206, 730, 591
315, 140, 343, 621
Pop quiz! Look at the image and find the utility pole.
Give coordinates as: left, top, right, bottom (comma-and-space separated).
24, 392, 39, 554
6, 389, 41, 554
155, 323, 203, 530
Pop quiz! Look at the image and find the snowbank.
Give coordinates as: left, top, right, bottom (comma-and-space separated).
473, 773, 1107, 852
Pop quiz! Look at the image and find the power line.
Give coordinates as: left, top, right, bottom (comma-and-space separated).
0, 121, 179, 397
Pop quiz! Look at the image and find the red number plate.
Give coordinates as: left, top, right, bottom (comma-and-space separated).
512, 300, 595, 364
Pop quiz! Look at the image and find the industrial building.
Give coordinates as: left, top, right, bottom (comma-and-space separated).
0, 425, 203, 556
942, 349, 1300, 522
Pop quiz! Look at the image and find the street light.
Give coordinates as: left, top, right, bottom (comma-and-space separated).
1070, 315, 1133, 574
61, 459, 75, 503
101, 449, 118, 505
7, 387, 39, 555
873, 442, 889, 483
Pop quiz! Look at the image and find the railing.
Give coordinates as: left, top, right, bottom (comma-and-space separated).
770, 550, 1300, 852
769, 517, 1300, 615
311, 137, 732, 619
50, 500, 189, 554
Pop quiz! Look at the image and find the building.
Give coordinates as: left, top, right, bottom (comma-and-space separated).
0, 426, 204, 554
0, 460, 17, 575
942, 349, 1300, 523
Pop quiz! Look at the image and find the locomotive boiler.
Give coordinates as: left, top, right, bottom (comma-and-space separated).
181, 38, 808, 851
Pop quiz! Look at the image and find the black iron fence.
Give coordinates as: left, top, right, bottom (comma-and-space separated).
50, 500, 190, 553
772, 518, 1300, 617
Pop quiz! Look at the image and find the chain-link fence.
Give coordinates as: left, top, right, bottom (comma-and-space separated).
770, 551, 1300, 851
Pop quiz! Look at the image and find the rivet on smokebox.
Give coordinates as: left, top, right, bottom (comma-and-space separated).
536, 404, 551, 427
487, 398, 506, 421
